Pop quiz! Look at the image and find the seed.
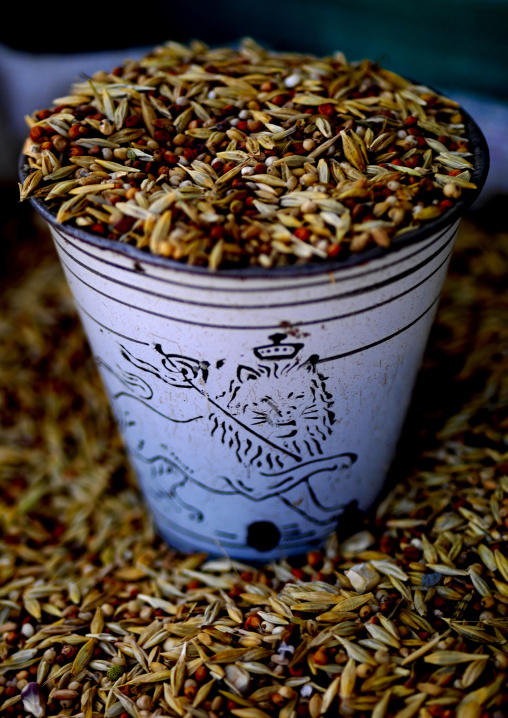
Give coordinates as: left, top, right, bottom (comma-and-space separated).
43, 648, 57, 664
443, 183, 462, 199
53, 689, 79, 701
20, 624, 34, 638
300, 173, 317, 187
136, 694, 152, 710
312, 648, 328, 665
308, 693, 322, 718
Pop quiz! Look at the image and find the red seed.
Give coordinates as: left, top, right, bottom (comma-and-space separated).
439, 199, 454, 210
163, 151, 179, 164
195, 665, 209, 682
313, 648, 328, 665
68, 124, 83, 139
244, 614, 261, 629
404, 156, 420, 168
114, 218, 135, 233
294, 227, 310, 241
221, 162, 237, 174
307, 550, 323, 567
318, 103, 334, 116
154, 129, 171, 142
291, 567, 305, 580
29, 125, 45, 142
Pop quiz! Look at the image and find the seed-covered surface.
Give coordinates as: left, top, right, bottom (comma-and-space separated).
1, 212, 508, 716
19, 38, 479, 269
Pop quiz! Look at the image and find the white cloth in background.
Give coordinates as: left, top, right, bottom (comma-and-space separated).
2, 42, 506, 205
0, 43, 146, 181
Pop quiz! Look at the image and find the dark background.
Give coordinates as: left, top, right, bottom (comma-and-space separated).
2, 0, 507, 99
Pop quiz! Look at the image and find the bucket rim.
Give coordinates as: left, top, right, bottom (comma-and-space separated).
20, 96, 489, 279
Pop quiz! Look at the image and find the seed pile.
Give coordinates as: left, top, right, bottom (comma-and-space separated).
1, 214, 508, 716
19, 38, 478, 269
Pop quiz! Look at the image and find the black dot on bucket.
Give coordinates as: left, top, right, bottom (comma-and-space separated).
246, 521, 281, 552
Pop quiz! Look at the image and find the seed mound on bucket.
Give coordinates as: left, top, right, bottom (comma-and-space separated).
20, 38, 477, 269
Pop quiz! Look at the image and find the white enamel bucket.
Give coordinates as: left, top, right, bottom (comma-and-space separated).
24, 110, 488, 562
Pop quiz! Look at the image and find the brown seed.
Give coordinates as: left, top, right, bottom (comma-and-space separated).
53, 689, 79, 701
136, 694, 153, 710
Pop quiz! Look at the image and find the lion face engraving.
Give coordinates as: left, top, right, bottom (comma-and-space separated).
209, 357, 335, 470
118, 335, 337, 473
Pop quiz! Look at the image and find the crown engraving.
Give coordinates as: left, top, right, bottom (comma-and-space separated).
253, 333, 304, 361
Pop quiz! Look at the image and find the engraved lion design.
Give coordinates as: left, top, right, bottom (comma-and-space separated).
209, 336, 335, 470
109, 333, 357, 527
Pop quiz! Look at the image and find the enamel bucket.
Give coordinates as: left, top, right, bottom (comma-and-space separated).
23, 110, 488, 562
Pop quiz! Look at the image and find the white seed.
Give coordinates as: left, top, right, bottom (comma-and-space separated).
284, 72, 302, 88
43, 648, 57, 664
21, 624, 34, 638
301, 200, 317, 213
443, 182, 462, 198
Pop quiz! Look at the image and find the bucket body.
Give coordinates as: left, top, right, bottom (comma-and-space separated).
47, 218, 460, 561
